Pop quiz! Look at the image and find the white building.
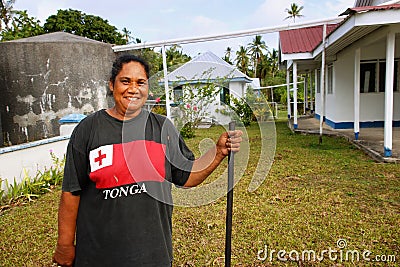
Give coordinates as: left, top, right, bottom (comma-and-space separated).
279, 0, 400, 157
164, 51, 252, 125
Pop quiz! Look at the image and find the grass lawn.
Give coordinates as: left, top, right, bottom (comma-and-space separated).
0, 117, 399, 266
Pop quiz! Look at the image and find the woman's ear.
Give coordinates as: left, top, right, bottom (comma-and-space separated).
109, 81, 114, 92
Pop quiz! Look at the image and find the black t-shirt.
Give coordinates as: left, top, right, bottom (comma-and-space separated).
62, 109, 194, 267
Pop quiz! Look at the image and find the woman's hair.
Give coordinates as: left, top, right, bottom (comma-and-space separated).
110, 54, 150, 85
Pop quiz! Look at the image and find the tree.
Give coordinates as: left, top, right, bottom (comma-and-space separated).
224, 47, 233, 64
43, 9, 126, 45
235, 46, 250, 76
165, 45, 191, 68
248, 35, 268, 78
258, 53, 271, 86
121, 27, 132, 44
121, 28, 141, 44
1, 10, 44, 41
268, 48, 280, 78
284, 3, 304, 23
0, 0, 15, 31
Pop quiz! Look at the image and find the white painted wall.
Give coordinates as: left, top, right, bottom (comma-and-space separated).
208, 81, 248, 125
328, 48, 356, 123
229, 81, 246, 98
0, 137, 69, 191
372, 0, 395, 5
316, 26, 400, 126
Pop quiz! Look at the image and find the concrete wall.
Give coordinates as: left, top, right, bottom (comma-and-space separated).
0, 136, 69, 191
0, 35, 115, 146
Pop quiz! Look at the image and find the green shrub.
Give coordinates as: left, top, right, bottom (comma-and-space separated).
180, 122, 196, 139
0, 179, 4, 201
228, 96, 255, 126
151, 105, 167, 116
0, 152, 65, 212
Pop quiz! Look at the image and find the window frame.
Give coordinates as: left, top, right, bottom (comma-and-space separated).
327, 64, 334, 95
360, 59, 399, 93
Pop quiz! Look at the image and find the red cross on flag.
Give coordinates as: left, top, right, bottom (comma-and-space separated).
89, 145, 113, 172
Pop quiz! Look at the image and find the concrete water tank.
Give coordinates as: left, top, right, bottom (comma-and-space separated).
0, 32, 115, 146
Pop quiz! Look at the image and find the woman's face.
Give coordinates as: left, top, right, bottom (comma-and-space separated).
109, 61, 148, 120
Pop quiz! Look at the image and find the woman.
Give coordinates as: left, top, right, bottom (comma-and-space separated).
53, 54, 242, 266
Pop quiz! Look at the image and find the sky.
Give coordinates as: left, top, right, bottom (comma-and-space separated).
13, 0, 355, 57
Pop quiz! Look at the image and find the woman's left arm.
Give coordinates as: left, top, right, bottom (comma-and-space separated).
183, 130, 242, 187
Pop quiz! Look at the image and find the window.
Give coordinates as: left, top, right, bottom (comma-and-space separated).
220, 87, 230, 105
360, 59, 399, 93
327, 64, 333, 94
360, 61, 377, 93
316, 69, 321, 94
173, 86, 183, 102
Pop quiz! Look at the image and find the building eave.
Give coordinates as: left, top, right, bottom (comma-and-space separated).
313, 7, 400, 60
280, 6, 400, 70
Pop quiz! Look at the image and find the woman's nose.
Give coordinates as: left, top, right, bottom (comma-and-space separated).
127, 82, 139, 92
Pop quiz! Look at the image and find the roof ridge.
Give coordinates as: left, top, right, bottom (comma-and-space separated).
191, 51, 233, 67
5, 31, 110, 45
165, 51, 250, 82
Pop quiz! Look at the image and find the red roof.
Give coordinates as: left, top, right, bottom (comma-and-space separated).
280, 4, 400, 55
341, 3, 400, 15
279, 24, 338, 54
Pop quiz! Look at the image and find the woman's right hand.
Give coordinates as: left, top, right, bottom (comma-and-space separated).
53, 243, 75, 267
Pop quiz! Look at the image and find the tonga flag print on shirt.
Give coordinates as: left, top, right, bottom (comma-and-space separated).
89, 145, 113, 172
89, 140, 166, 189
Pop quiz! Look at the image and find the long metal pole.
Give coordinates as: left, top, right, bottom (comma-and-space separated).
293, 61, 298, 129
225, 121, 235, 267
112, 17, 344, 52
286, 69, 291, 119
161, 45, 171, 119
319, 24, 327, 144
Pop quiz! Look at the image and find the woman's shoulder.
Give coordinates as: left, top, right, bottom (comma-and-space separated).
74, 110, 103, 128
147, 111, 176, 128
148, 111, 167, 122
69, 110, 108, 138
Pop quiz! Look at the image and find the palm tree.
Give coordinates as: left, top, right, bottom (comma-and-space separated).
235, 46, 250, 76
0, 0, 15, 31
258, 54, 270, 86
284, 3, 304, 23
247, 35, 268, 78
224, 47, 233, 64
121, 27, 131, 44
268, 48, 280, 78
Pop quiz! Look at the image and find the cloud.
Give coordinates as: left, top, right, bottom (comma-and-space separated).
302, 0, 354, 20
324, 0, 354, 15
35, 0, 68, 22
160, 8, 175, 14
241, 0, 354, 50
190, 15, 229, 36
248, 0, 305, 29
169, 15, 246, 57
